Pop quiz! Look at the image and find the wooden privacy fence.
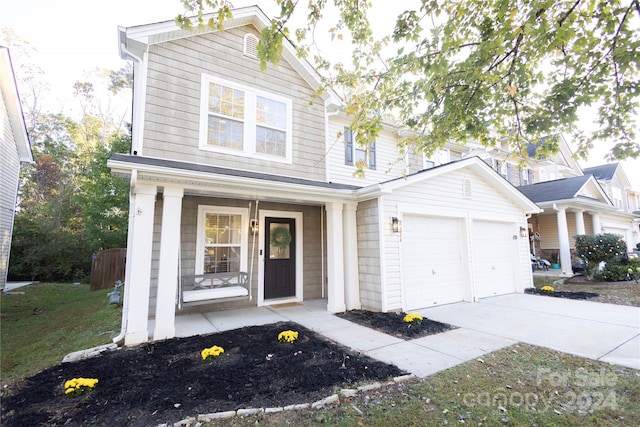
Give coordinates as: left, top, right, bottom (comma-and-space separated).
90, 248, 126, 290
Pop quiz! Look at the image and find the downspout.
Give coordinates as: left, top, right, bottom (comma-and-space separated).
119, 41, 145, 156
321, 205, 325, 298
113, 37, 143, 344
113, 169, 138, 344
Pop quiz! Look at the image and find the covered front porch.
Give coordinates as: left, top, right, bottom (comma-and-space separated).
109, 154, 364, 346
529, 201, 635, 276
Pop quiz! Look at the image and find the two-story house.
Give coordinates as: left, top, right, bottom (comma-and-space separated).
1, 47, 33, 291
110, 6, 541, 346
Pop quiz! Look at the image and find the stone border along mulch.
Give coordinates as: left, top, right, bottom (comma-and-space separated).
157, 374, 416, 427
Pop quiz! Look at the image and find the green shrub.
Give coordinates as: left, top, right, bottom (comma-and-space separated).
574, 233, 627, 279
594, 257, 640, 282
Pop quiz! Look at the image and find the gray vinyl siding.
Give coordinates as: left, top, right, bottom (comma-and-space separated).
141, 26, 326, 181
0, 95, 20, 288
381, 168, 533, 311
147, 196, 324, 316
356, 198, 383, 311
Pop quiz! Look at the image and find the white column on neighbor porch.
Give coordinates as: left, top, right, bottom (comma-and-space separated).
125, 184, 157, 346
343, 202, 361, 310
555, 205, 573, 276
153, 186, 184, 341
574, 210, 586, 235
325, 202, 346, 313
591, 212, 602, 234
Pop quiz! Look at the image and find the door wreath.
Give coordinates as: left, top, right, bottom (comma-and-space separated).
270, 226, 292, 248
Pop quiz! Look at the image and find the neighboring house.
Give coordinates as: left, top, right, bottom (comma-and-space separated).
111, 6, 540, 346
0, 47, 32, 291
584, 163, 632, 211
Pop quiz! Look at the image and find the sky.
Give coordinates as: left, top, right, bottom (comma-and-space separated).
2, 0, 639, 187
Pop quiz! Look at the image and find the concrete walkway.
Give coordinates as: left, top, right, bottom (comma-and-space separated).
2, 281, 35, 292
167, 294, 639, 378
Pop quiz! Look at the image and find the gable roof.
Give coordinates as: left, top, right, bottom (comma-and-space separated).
118, 5, 341, 107
0, 47, 32, 163
583, 163, 619, 180
525, 134, 581, 175
358, 156, 542, 214
518, 175, 611, 205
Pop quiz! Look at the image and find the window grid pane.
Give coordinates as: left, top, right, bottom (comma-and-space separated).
209, 83, 244, 119
256, 126, 286, 157
203, 213, 242, 273
207, 116, 244, 150
256, 96, 287, 129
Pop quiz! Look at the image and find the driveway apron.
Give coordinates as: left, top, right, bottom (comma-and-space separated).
418, 294, 640, 370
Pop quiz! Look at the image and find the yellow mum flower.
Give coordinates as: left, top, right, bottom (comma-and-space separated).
201, 345, 225, 360
64, 378, 98, 396
278, 330, 299, 343
403, 313, 423, 325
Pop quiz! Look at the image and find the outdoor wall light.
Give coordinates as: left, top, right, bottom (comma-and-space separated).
392, 217, 400, 233
250, 219, 259, 235
519, 226, 527, 238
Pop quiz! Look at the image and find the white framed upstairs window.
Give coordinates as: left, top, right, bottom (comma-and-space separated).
612, 187, 624, 209
195, 206, 249, 274
200, 74, 292, 163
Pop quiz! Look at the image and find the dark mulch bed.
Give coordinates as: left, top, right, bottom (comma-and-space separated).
0, 321, 405, 427
524, 287, 599, 300
336, 310, 456, 339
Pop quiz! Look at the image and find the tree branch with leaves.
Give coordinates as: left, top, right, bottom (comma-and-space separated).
176, 0, 639, 162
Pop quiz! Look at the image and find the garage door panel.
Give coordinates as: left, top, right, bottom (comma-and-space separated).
402, 216, 465, 310
473, 221, 517, 298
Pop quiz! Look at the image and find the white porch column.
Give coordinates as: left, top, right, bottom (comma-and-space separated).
325, 202, 346, 313
591, 212, 602, 234
574, 210, 585, 235
153, 186, 184, 341
343, 202, 361, 310
555, 205, 573, 276
125, 184, 157, 345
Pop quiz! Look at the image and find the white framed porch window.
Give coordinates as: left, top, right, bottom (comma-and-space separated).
199, 74, 293, 163
195, 206, 249, 274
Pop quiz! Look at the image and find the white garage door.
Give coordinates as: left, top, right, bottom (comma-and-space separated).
402, 215, 466, 310
473, 220, 517, 299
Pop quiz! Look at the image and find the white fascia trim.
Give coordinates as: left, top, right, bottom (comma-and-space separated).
107, 159, 357, 202
0, 48, 32, 162
537, 199, 620, 213
579, 176, 613, 205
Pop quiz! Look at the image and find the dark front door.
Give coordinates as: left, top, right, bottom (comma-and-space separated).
264, 217, 296, 299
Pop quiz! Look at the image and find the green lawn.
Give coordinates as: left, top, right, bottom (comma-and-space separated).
2, 282, 639, 426
201, 344, 640, 426
0, 283, 122, 387
533, 275, 640, 306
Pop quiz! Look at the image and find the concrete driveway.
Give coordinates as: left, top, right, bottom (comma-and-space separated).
418, 294, 640, 370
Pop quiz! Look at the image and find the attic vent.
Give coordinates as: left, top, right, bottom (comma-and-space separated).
462, 179, 472, 199
244, 34, 259, 59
